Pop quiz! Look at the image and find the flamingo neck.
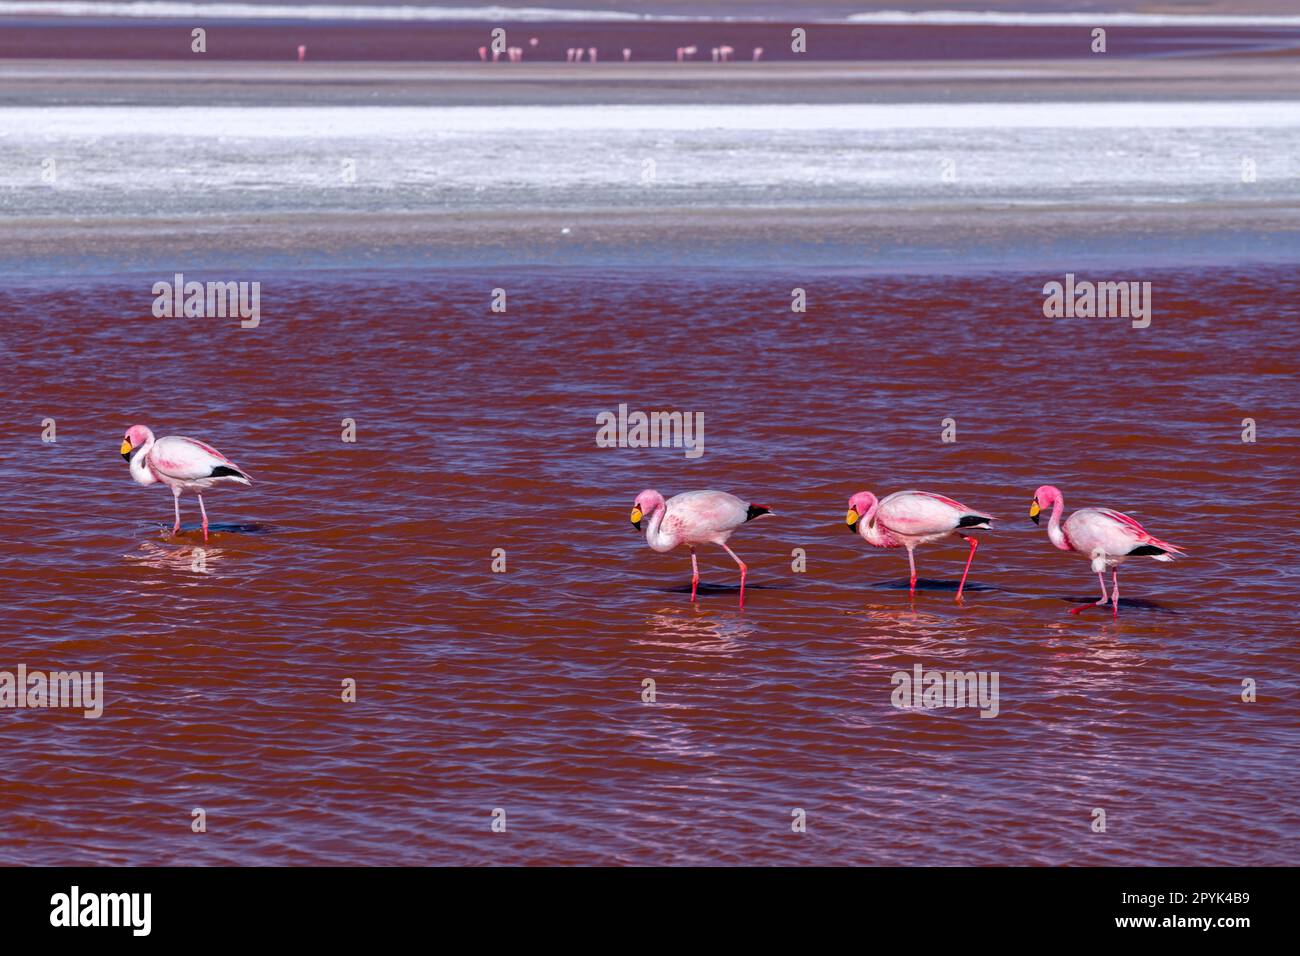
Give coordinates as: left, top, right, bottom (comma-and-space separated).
858, 502, 887, 546
1046, 496, 1070, 551
644, 503, 673, 552
129, 437, 158, 486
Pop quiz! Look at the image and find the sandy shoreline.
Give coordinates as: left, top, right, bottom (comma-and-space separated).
7, 201, 1299, 276
4, 57, 1300, 106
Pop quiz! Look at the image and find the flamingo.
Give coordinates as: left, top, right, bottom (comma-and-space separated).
630, 489, 772, 609
752, 46, 763, 61
1030, 485, 1184, 618
478, 46, 487, 62
719, 45, 734, 61
296, 44, 306, 62
846, 489, 994, 601
588, 46, 597, 62
120, 425, 252, 542
622, 47, 631, 62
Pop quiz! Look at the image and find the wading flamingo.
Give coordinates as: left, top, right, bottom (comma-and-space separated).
846, 489, 994, 601
120, 425, 252, 542
630, 489, 772, 609
1030, 485, 1184, 618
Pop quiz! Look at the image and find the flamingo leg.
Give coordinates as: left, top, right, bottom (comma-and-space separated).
719, 542, 747, 609
956, 535, 978, 603
689, 546, 699, 602
907, 547, 917, 597
198, 494, 210, 542
1111, 569, 1120, 619
1070, 572, 1108, 615
171, 486, 182, 535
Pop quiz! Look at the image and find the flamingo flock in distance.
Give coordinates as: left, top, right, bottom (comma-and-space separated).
629, 486, 1184, 616
462, 36, 763, 64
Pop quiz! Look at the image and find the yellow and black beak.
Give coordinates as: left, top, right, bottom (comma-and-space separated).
1029, 500, 1041, 525
845, 508, 860, 532
630, 506, 643, 531
120, 439, 133, 461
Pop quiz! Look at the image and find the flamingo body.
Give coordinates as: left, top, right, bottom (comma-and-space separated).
847, 489, 994, 600
1031, 484, 1184, 617
121, 424, 251, 541
630, 489, 772, 608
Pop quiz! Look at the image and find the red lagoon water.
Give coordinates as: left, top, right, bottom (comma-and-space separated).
0, 265, 1296, 865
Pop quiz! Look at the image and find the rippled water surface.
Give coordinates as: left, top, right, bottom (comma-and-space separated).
1, 265, 1295, 864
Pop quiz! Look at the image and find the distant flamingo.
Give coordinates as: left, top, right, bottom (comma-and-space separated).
719, 45, 734, 61
753, 46, 764, 61
120, 425, 252, 542
711, 47, 719, 62
478, 46, 487, 62
566, 47, 575, 62
631, 489, 773, 609
623, 47, 631, 61
574, 47, 584, 62
529, 37, 539, 47
296, 44, 306, 62
846, 489, 994, 601
588, 46, 597, 62
1030, 485, 1184, 618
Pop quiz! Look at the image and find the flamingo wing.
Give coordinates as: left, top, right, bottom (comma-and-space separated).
877, 490, 968, 536
1094, 508, 1184, 555
663, 490, 748, 539
150, 436, 250, 482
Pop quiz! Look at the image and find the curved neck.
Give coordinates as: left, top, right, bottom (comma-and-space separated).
858, 501, 886, 545
129, 437, 157, 485
644, 503, 672, 551
1046, 495, 1069, 551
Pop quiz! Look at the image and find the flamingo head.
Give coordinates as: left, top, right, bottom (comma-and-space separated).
630, 489, 665, 531
121, 424, 154, 461
845, 491, 878, 533
1030, 484, 1062, 525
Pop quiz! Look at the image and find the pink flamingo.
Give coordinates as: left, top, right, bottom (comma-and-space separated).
846, 489, 994, 601
622, 47, 631, 62
711, 47, 719, 62
719, 45, 734, 61
753, 46, 763, 61
1030, 485, 1185, 618
478, 46, 487, 62
574, 47, 584, 62
120, 425, 252, 542
296, 44, 306, 62
529, 37, 539, 48
631, 490, 773, 609
588, 46, 597, 62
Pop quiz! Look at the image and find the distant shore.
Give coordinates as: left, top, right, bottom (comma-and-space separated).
4, 56, 1300, 106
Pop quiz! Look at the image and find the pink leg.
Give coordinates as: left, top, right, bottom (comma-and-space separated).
720, 543, 747, 609
1111, 569, 1120, 619
956, 535, 978, 603
689, 546, 699, 602
171, 487, 182, 534
907, 547, 917, 597
198, 494, 210, 542
1070, 572, 1108, 615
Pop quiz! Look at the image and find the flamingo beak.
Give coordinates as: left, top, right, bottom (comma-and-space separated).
120, 439, 133, 460
630, 506, 643, 531
1029, 500, 1041, 525
845, 508, 860, 531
